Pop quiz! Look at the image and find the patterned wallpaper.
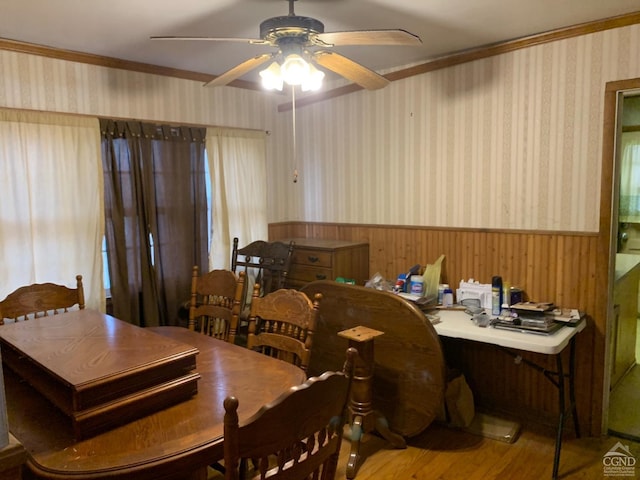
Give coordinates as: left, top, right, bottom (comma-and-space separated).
0, 50, 277, 132
2, 22, 640, 232
269, 24, 640, 232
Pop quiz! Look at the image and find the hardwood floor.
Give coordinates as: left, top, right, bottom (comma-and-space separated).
335, 421, 640, 480
207, 417, 640, 479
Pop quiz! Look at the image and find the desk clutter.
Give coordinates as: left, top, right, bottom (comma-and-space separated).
492, 302, 585, 334
365, 255, 444, 307
447, 282, 584, 335
365, 259, 585, 336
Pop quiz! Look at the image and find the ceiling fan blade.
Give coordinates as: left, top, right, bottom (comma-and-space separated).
313, 51, 389, 90
204, 53, 273, 87
150, 35, 270, 46
314, 29, 421, 47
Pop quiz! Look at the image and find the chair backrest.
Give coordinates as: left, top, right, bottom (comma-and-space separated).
189, 266, 245, 344
0, 275, 85, 325
246, 285, 322, 372
223, 347, 357, 480
231, 238, 295, 295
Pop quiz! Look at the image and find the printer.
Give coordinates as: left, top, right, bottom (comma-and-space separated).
456, 279, 492, 310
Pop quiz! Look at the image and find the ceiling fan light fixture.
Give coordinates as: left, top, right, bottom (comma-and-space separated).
259, 54, 324, 91
301, 63, 325, 92
259, 61, 284, 91
281, 53, 310, 85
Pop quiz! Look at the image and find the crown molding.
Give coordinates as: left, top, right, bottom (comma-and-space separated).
2, 10, 640, 108
0, 37, 261, 91
277, 10, 640, 111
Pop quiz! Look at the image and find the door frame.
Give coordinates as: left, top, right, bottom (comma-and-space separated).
601, 78, 640, 433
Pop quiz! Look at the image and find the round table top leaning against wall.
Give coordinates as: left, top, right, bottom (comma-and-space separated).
301, 280, 446, 438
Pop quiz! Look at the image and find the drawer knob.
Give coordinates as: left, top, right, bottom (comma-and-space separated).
315, 274, 327, 280
308, 256, 319, 263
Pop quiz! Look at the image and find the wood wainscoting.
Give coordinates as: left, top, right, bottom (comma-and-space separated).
269, 222, 605, 437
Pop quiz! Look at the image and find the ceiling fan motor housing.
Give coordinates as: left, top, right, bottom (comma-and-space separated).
260, 15, 325, 44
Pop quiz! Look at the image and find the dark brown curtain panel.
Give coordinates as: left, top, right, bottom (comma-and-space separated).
101, 120, 207, 327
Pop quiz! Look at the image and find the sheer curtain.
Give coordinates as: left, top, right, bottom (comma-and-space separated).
101, 120, 207, 327
206, 127, 268, 269
619, 131, 640, 223
0, 110, 104, 310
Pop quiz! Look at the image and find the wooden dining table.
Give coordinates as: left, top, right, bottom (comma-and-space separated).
2, 314, 306, 480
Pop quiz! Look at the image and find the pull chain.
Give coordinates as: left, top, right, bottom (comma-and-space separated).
291, 85, 298, 183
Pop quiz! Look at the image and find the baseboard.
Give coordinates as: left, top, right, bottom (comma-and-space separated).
609, 429, 640, 443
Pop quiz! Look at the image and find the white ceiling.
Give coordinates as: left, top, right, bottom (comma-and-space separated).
2, 0, 640, 85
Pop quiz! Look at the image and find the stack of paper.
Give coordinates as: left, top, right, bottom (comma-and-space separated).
544, 308, 584, 324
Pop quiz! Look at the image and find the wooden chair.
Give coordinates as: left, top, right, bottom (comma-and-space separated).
231, 238, 295, 295
0, 275, 85, 325
189, 266, 246, 344
246, 284, 322, 373
222, 347, 357, 480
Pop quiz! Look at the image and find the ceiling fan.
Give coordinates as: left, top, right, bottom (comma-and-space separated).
151, 0, 422, 91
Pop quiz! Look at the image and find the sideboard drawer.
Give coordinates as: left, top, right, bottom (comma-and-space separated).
289, 264, 333, 282
291, 249, 333, 268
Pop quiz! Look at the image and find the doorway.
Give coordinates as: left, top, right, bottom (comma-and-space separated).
608, 91, 640, 441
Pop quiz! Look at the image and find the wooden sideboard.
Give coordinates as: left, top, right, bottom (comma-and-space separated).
282, 238, 369, 289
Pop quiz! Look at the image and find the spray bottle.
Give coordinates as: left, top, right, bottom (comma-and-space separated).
491, 275, 503, 316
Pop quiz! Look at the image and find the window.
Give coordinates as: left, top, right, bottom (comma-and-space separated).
101, 119, 207, 327
102, 152, 212, 296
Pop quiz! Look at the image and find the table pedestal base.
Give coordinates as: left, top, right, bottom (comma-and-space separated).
338, 326, 406, 479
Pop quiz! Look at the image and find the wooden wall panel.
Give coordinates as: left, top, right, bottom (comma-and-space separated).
270, 222, 600, 434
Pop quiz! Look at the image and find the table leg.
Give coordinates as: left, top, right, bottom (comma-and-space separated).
552, 337, 580, 480
339, 326, 406, 479
347, 414, 364, 479
346, 412, 406, 479
552, 353, 565, 480
569, 339, 580, 437
374, 414, 407, 448
499, 339, 580, 480
347, 340, 407, 479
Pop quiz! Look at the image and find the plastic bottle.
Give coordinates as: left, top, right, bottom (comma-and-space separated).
491, 276, 503, 316
502, 281, 511, 307
438, 284, 448, 304
442, 287, 454, 307
409, 275, 424, 295
394, 273, 407, 293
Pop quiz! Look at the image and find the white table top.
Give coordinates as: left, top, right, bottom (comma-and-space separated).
433, 309, 586, 355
